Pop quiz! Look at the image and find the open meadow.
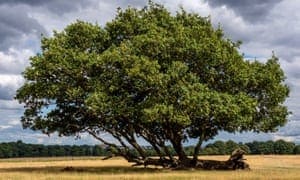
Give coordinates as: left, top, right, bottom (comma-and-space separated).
0, 155, 299, 179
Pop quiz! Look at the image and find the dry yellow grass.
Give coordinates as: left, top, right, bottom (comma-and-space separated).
0, 155, 299, 179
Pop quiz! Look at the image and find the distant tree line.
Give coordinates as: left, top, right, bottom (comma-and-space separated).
0, 140, 110, 158
0, 140, 299, 158
199, 140, 300, 155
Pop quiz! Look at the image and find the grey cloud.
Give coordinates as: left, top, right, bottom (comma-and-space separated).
280, 59, 300, 92
273, 34, 300, 49
0, 0, 97, 51
0, 108, 22, 133
116, 0, 147, 8
0, 0, 93, 15
0, 6, 46, 51
97, 0, 147, 8
0, 100, 23, 110
0, 0, 46, 6
277, 119, 300, 137
0, 87, 13, 100
207, 0, 282, 22
293, 73, 300, 79
0, 85, 17, 100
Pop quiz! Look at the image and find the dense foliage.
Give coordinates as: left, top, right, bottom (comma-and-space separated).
16, 3, 289, 167
0, 140, 299, 158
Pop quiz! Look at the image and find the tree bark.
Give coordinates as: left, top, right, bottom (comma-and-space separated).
192, 137, 203, 163
170, 139, 190, 167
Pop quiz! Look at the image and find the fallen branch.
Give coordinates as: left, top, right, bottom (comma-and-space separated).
131, 148, 250, 170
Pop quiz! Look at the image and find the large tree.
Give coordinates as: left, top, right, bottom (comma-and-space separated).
16, 3, 289, 168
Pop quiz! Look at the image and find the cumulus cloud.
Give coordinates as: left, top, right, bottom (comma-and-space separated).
28, 2, 111, 33
0, 48, 33, 74
0, 75, 24, 100
206, 0, 282, 23
0, 5, 45, 51
0, 0, 95, 51
273, 135, 295, 142
0, 0, 92, 15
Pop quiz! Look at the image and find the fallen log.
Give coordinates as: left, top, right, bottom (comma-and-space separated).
197, 148, 250, 170
131, 148, 250, 170
132, 157, 177, 168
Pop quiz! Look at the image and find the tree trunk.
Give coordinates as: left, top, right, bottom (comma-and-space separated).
192, 138, 203, 164
170, 139, 190, 167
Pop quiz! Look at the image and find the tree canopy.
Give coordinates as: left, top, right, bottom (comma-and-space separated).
16, 3, 289, 168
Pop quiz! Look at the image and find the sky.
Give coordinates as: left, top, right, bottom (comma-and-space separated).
0, 0, 300, 145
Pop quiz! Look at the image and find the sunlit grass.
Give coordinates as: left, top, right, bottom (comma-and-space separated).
0, 155, 299, 179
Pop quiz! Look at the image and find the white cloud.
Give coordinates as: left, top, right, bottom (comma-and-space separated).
8, 119, 20, 126
0, 48, 33, 74
273, 135, 295, 142
0, 125, 12, 130
28, 0, 117, 35
0, 99, 23, 110
37, 138, 44, 144
0, 74, 24, 100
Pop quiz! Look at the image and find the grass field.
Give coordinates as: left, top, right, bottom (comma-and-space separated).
0, 155, 299, 179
